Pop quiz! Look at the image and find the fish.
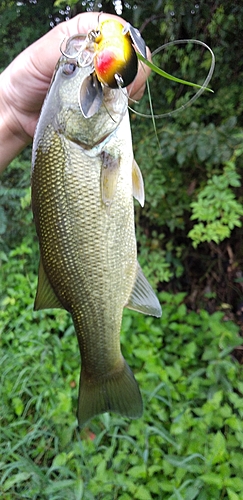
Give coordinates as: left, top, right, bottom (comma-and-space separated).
31, 29, 162, 428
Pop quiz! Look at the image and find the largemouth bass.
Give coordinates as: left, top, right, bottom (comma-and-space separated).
31, 32, 161, 428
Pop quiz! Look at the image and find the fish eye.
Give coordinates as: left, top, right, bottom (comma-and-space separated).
62, 62, 77, 76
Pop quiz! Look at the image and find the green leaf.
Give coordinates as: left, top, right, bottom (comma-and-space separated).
3, 472, 32, 491
209, 431, 228, 464
52, 452, 68, 467
227, 489, 240, 500
12, 396, 24, 416
134, 485, 153, 500
200, 473, 223, 488
137, 53, 213, 92
43, 480, 77, 495
127, 464, 146, 478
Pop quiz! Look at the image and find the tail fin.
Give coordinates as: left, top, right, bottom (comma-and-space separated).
77, 358, 143, 428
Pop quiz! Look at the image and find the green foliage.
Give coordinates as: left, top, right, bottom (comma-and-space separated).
0, 154, 34, 252
0, 1, 56, 70
1, 2, 243, 498
129, 1, 243, 287
189, 149, 243, 247
132, 114, 243, 284
1, 1, 243, 275
1, 253, 243, 499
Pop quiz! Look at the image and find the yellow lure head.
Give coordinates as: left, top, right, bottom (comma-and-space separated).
60, 20, 147, 117
93, 19, 138, 88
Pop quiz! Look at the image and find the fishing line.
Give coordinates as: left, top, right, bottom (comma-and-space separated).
145, 76, 161, 149
129, 39, 215, 119
127, 58, 161, 150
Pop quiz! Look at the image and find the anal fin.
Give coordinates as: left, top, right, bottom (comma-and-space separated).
34, 258, 64, 311
126, 263, 162, 317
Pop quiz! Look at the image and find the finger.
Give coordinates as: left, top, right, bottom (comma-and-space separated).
40, 12, 129, 77
29, 12, 110, 81
127, 47, 151, 100
32, 13, 151, 87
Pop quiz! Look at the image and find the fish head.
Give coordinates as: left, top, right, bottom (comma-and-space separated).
38, 34, 128, 150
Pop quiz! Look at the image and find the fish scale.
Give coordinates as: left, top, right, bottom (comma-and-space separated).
31, 33, 161, 427
33, 122, 137, 377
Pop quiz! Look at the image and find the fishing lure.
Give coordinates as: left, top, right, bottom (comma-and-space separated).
90, 19, 147, 88
60, 18, 147, 117
60, 17, 214, 119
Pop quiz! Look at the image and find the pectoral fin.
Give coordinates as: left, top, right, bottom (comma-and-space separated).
34, 258, 63, 311
100, 150, 120, 212
126, 263, 162, 317
132, 159, 145, 207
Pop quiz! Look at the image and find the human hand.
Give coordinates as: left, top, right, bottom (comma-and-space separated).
0, 12, 150, 171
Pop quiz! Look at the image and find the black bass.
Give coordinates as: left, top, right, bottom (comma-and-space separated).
31, 30, 161, 428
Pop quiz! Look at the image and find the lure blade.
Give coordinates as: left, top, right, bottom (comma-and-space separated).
79, 72, 103, 118
123, 23, 147, 59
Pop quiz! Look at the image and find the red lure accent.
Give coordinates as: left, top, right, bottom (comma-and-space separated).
93, 20, 138, 88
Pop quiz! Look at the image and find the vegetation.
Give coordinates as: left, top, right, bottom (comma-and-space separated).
1, 260, 243, 499
1, 1, 243, 499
